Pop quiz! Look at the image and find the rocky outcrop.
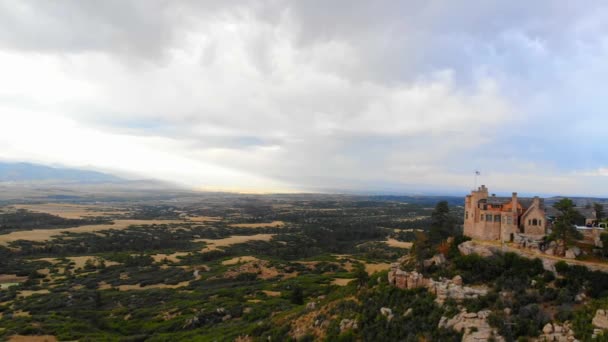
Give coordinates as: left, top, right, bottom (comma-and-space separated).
423, 254, 446, 268
458, 241, 500, 257
427, 278, 488, 304
388, 265, 487, 304
565, 246, 582, 259
339, 318, 358, 332
593, 309, 608, 330
438, 310, 504, 342
538, 322, 578, 341
387, 267, 429, 289
305, 301, 317, 310
380, 307, 394, 322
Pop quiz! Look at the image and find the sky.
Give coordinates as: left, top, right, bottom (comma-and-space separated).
0, 1, 608, 196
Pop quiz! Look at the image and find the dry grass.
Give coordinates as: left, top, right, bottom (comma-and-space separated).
0, 274, 26, 289
221, 256, 260, 265
0, 283, 20, 290
224, 260, 280, 280
385, 238, 413, 249
98, 280, 192, 291
18, 289, 50, 298
331, 278, 354, 286
0, 219, 182, 245
197, 234, 275, 251
116, 281, 191, 291
185, 216, 222, 222
98, 281, 112, 290
8, 336, 57, 342
0, 274, 27, 283
37, 268, 50, 276
12, 203, 128, 219
262, 290, 281, 297
229, 221, 284, 228
364, 263, 391, 275
37, 256, 119, 269
331, 255, 392, 274
151, 252, 190, 263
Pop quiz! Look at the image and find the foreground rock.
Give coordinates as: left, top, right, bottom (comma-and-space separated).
458, 241, 499, 257
438, 310, 504, 342
388, 265, 487, 304
538, 322, 578, 341
593, 309, 608, 330
339, 318, 358, 332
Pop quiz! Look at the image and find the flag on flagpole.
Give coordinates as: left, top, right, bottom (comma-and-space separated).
475, 170, 480, 175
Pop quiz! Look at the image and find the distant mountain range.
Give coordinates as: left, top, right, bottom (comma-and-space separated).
0, 162, 122, 183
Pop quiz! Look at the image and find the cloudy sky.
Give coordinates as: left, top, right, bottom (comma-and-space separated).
1, 1, 608, 196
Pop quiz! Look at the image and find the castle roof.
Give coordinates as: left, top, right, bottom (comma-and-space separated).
486, 196, 544, 209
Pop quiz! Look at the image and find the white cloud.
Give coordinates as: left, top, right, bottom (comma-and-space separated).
0, 1, 607, 195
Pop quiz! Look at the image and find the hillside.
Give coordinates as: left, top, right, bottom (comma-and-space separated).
0, 162, 122, 183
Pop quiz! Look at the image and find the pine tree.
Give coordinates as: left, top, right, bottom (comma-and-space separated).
550, 198, 583, 256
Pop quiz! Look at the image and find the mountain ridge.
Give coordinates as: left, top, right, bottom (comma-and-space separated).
0, 161, 122, 183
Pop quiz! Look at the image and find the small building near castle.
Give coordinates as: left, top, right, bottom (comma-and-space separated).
463, 185, 547, 242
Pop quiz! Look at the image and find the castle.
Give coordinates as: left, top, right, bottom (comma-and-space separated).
463, 185, 547, 242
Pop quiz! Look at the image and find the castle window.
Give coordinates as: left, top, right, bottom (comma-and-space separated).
486, 214, 492, 221
532, 219, 538, 226
465, 211, 468, 219
528, 219, 531, 225
539, 219, 542, 226
507, 216, 513, 225
481, 214, 484, 221
494, 215, 501, 222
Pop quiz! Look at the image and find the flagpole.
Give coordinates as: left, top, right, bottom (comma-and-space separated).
474, 170, 480, 190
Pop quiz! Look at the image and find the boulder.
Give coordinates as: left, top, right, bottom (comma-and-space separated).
306, 301, 317, 310
439, 310, 504, 342
390, 268, 487, 304
542, 259, 557, 273
380, 307, 394, 321
593, 328, 604, 338
543, 323, 554, 334
593, 309, 608, 330
478, 310, 491, 319
565, 249, 577, 259
380, 307, 392, 316
458, 241, 497, 257
388, 268, 429, 289
340, 318, 358, 332
575, 292, 586, 303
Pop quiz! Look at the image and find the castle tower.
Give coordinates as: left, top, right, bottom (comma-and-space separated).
463, 185, 489, 238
